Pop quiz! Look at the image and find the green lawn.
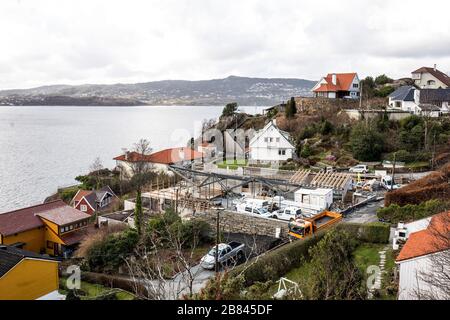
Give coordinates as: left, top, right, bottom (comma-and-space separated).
267, 242, 397, 300
59, 277, 135, 300
353, 243, 397, 300
217, 159, 247, 170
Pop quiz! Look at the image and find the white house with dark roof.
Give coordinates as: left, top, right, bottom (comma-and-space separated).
249, 120, 295, 163
388, 85, 419, 113
412, 65, 450, 89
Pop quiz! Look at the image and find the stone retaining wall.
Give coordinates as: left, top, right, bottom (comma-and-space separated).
193, 210, 290, 239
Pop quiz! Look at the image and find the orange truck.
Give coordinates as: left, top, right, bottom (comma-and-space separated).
288, 211, 343, 239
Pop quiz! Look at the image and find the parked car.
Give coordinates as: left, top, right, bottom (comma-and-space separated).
381, 175, 401, 190
236, 203, 271, 218
200, 242, 245, 270
271, 206, 302, 221
349, 164, 368, 174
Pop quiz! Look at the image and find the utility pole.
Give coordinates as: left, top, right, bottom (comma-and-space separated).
391, 152, 397, 191
213, 206, 224, 274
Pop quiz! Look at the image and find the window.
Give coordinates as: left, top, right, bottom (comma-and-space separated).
245, 207, 252, 212
276, 138, 280, 142
353, 83, 359, 88
80, 204, 87, 212
69, 225, 74, 230
269, 138, 273, 142
264, 137, 268, 142
47, 241, 53, 249
427, 80, 436, 86
278, 149, 286, 156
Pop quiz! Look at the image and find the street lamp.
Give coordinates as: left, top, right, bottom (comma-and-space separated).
212, 205, 225, 274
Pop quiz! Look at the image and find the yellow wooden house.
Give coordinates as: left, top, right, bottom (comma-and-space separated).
0, 200, 91, 257
0, 245, 60, 300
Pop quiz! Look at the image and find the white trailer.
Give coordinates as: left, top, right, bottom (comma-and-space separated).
294, 188, 333, 211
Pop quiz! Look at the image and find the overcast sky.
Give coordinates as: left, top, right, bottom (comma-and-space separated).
0, 0, 449, 89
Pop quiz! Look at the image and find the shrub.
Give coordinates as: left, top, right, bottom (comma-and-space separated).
336, 222, 390, 243
84, 228, 139, 273
377, 199, 450, 224
230, 232, 326, 286
385, 164, 450, 206
350, 123, 385, 161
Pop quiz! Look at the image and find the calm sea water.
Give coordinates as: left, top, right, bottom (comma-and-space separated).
0, 105, 266, 212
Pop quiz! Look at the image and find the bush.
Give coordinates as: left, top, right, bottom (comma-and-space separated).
230, 232, 326, 286
84, 229, 139, 273
336, 222, 390, 243
385, 164, 450, 206
350, 123, 385, 161
377, 199, 450, 224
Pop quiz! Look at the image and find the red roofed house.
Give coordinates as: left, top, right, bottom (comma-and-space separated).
396, 211, 450, 300
70, 186, 118, 215
0, 200, 92, 257
114, 147, 203, 177
311, 73, 360, 99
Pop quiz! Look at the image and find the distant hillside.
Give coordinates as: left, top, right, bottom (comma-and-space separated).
0, 75, 316, 106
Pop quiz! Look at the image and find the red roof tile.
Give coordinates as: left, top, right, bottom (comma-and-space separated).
397, 211, 450, 262
114, 148, 203, 165
313, 73, 357, 93
0, 200, 67, 236
148, 147, 203, 164
72, 190, 92, 204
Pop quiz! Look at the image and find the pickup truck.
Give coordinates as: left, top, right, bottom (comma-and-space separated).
200, 242, 245, 270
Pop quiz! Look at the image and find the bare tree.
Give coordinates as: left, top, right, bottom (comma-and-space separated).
125, 215, 208, 300
414, 212, 450, 300
89, 157, 104, 189
127, 139, 153, 236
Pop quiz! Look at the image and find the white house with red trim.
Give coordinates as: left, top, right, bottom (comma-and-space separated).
311, 73, 360, 99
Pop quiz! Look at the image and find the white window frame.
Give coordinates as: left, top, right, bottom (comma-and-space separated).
80, 204, 88, 212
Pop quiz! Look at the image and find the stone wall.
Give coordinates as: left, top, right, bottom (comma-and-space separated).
193, 210, 290, 239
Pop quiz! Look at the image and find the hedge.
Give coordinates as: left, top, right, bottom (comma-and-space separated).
336, 222, 390, 244
230, 231, 327, 286
81, 271, 147, 299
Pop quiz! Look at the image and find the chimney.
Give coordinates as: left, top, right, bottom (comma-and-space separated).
272, 118, 277, 126
331, 74, 337, 85
434, 64, 437, 72
125, 151, 130, 161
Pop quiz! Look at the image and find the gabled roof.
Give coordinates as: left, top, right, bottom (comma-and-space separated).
412, 67, 450, 87
313, 73, 358, 93
147, 147, 203, 164
114, 148, 203, 165
0, 245, 58, 278
389, 85, 415, 101
113, 151, 148, 162
397, 211, 450, 262
0, 200, 67, 236
250, 120, 294, 147
72, 186, 117, 210
37, 205, 90, 226
419, 88, 450, 103
72, 190, 92, 204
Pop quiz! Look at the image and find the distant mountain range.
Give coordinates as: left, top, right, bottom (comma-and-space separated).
0, 76, 316, 106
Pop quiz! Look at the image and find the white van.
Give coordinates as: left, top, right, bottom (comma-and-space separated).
271, 206, 302, 221
236, 203, 271, 218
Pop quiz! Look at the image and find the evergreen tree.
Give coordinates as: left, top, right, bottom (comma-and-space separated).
285, 97, 297, 119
